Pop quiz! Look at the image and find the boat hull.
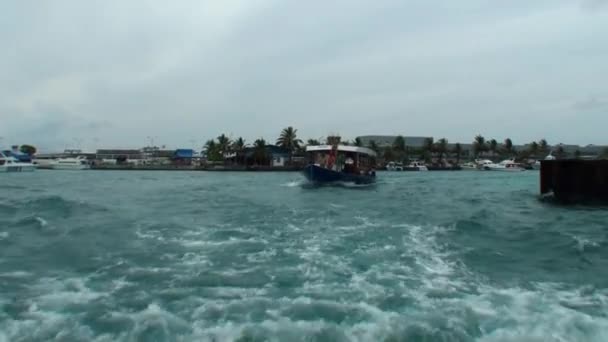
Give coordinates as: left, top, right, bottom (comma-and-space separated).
302, 165, 375, 185
483, 166, 525, 172
0, 164, 36, 172
50, 164, 90, 170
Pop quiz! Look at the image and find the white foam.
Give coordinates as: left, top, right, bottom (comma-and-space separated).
35, 216, 48, 228
282, 180, 305, 187
0, 271, 31, 278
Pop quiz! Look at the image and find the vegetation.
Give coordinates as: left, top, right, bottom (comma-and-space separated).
326, 135, 341, 146
19, 144, 37, 155
307, 139, 320, 146
422, 138, 434, 163
453, 143, 462, 164
488, 139, 498, 157
539, 139, 549, 156
276, 126, 302, 164
503, 138, 513, 157
354, 137, 363, 147
528, 141, 539, 158
600, 147, 608, 160
473, 135, 487, 158
368, 140, 379, 152
232, 137, 246, 165
435, 138, 448, 163
253, 138, 269, 165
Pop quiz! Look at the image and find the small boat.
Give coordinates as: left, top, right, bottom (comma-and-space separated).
303, 145, 377, 185
404, 161, 428, 171
460, 162, 479, 170
49, 156, 90, 170
532, 153, 556, 170
483, 159, 525, 172
386, 161, 404, 171
0, 152, 36, 172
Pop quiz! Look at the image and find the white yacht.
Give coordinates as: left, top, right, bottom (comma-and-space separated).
533, 153, 555, 170
476, 159, 494, 170
483, 159, 525, 172
49, 156, 90, 170
386, 161, 404, 171
0, 152, 36, 172
460, 162, 479, 170
406, 161, 428, 171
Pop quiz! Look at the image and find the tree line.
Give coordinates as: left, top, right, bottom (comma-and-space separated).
203, 129, 608, 165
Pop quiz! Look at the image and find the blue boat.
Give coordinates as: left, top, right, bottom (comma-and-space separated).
302, 145, 377, 185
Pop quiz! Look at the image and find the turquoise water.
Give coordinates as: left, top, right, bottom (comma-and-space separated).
1, 171, 607, 341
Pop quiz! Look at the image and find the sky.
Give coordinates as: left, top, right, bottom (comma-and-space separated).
1, 0, 607, 151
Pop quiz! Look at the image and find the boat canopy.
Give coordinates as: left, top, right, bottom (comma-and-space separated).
305, 145, 377, 157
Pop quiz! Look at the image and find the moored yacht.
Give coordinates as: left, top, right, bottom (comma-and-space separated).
49, 156, 90, 170
0, 152, 36, 172
386, 161, 404, 171
483, 159, 525, 172
460, 162, 479, 170
405, 161, 428, 171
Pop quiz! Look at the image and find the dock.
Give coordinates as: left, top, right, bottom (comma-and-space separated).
540, 160, 608, 203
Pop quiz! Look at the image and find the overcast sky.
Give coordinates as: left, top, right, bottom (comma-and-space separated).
1, 0, 607, 151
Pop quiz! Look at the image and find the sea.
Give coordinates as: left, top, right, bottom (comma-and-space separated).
1, 170, 607, 342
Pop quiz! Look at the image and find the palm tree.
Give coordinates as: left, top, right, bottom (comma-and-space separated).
307, 139, 320, 146
503, 138, 513, 157
574, 150, 582, 159
453, 143, 463, 164
232, 137, 246, 165
488, 139, 498, 158
423, 138, 434, 163
276, 126, 302, 165
473, 135, 486, 158
253, 138, 268, 165
217, 134, 232, 157
354, 137, 363, 147
539, 139, 549, 156
326, 135, 341, 146
392, 136, 406, 162
528, 141, 539, 158
19, 144, 37, 156
435, 138, 448, 164
204, 139, 221, 162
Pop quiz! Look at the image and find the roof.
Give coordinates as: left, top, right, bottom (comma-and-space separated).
306, 145, 377, 157
174, 149, 194, 158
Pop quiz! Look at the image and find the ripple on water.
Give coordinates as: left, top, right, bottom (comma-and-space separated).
2, 172, 608, 341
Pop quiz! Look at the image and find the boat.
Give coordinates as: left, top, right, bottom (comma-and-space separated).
404, 161, 428, 171
533, 153, 556, 170
0, 152, 36, 172
482, 159, 525, 172
386, 161, 404, 171
49, 156, 90, 170
303, 145, 377, 185
460, 162, 479, 170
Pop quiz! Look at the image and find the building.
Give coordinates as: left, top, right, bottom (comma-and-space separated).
173, 149, 194, 165
96, 149, 143, 161
225, 145, 290, 167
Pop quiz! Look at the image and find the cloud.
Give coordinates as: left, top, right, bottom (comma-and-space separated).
1, 0, 608, 149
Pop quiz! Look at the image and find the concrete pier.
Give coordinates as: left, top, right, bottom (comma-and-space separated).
540, 160, 608, 203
